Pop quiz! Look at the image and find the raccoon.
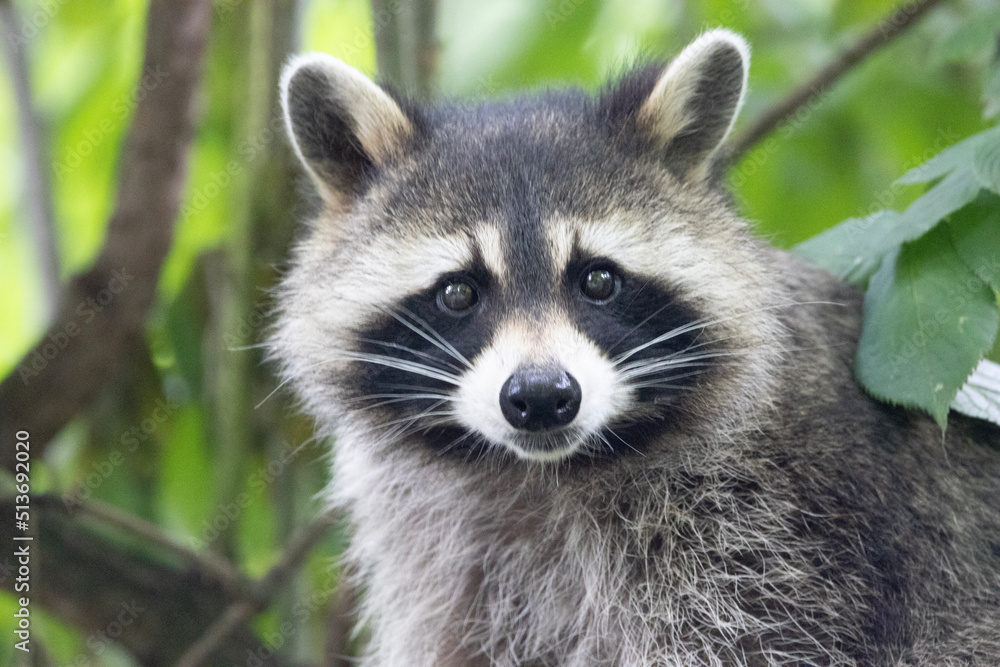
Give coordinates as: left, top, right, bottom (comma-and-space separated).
272, 30, 1000, 666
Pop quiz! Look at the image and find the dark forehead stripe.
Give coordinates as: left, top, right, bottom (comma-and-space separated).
496, 158, 555, 310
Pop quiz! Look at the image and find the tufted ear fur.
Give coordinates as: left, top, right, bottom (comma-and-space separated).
280, 54, 413, 203
604, 30, 749, 183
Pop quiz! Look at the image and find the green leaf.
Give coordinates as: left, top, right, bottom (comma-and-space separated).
984, 65, 1000, 120
794, 168, 981, 284
932, 8, 1000, 64
896, 130, 992, 185
894, 166, 982, 236
856, 225, 1000, 429
792, 210, 899, 284
157, 404, 213, 544
165, 282, 206, 398
973, 128, 1000, 193
947, 192, 1000, 292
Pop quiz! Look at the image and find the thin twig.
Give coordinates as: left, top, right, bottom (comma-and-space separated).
372, 0, 403, 90
258, 509, 340, 596
399, 0, 438, 99
716, 0, 942, 169
175, 510, 340, 667
73, 497, 251, 597
371, 0, 438, 99
323, 567, 358, 667
0, 0, 60, 320
174, 599, 259, 667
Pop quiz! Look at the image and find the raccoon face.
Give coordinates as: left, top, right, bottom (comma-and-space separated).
276, 31, 781, 465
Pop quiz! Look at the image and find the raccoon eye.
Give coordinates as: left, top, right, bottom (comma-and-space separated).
581, 268, 619, 303
438, 280, 478, 314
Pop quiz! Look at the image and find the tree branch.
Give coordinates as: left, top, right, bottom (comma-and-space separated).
209, 0, 272, 559
175, 510, 340, 667
0, 0, 212, 472
0, 495, 337, 664
0, 0, 60, 320
716, 0, 942, 170
72, 497, 251, 598
0, 495, 286, 665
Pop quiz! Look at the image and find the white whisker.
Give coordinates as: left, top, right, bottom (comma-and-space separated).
596, 432, 615, 455
630, 382, 699, 391
387, 306, 471, 368
359, 337, 465, 374
340, 351, 462, 385
614, 301, 837, 365
257, 348, 462, 411
380, 410, 456, 428
345, 392, 453, 404
255, 354, 345, 410
367, 399, 454, 446
605, 300, 678, 355
613, 313, 721, 364
620, 350, 751, 380
348, 393, 454, 412
607, 427, 644, 456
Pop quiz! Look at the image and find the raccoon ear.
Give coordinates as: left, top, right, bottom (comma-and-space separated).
625, 30, 749, 182
280, 53, 413, 202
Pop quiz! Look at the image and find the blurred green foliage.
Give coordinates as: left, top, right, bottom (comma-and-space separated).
1, 0, 998, 663
796, 121, 1000, 426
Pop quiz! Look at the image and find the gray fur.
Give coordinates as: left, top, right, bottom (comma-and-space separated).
272, 31, 1000, 666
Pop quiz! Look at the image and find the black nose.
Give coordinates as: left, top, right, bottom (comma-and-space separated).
499, 366, 581, 431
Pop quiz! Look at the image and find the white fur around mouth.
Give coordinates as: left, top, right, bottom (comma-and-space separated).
453, 318, 631, 461
502, 432, 585, 463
